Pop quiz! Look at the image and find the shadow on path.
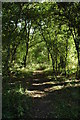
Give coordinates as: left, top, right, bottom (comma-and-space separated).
8, 70, 80, 118
23, 70, 80, 118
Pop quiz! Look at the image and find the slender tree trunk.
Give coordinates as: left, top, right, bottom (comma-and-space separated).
56, 55, 57, 75
6, 45, 10, 72
4, 44, 11, 76
76, 28, 80, 78
65, 38, 68, 76
11, 26, 26, 64
48, 51, 50, 61
51, 55, 55, 77
24, 41, 29, 67
47, 46, 55, 78
73, 38, 80, 78
11, 47, 16, 63
69, 26, 80, 78
77, 45, 80, 78
55, 31, 57, 76
11, 42, 20, 63
77, 31, 80, 78
23, 20, 30, 67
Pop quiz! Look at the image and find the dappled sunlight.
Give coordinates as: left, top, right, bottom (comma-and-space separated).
32, 81, 55, 86
44, 85, 64, 92
25, 78, 80, 98
65, 79, 80, 83
25, 90, 47, 98
74, 83, 80, 87
8, 70, 80, 99
33, 70, 44, 75
44, 82, 80, 92
65, 81, 80, 87
3, 2, 80, 118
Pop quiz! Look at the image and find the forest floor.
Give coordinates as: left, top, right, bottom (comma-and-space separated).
22, 70, 80, 118
4, 69, 80, 119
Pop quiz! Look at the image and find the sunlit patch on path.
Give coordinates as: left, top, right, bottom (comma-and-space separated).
25, 70, 80, 98
8, 69, 80, 118
33, 70, 44, 75
26, 90, 47, 98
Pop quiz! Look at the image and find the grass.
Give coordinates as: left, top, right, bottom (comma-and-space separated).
2, 77, 32, 119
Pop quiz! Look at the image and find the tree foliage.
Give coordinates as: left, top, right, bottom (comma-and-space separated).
2, 2, 80, 77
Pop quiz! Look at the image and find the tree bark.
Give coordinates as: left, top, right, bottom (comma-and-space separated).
23, 20, 31, 67
65, 38, 68, 76
76, 42, 80, 78
48, 51, 50, 61
24, 41, 29, 67
69, 26, 80, 78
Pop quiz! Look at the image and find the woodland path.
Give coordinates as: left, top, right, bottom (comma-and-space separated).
9, 69, 80, 118
27, 70, 55, 118
24, 70, 80, 118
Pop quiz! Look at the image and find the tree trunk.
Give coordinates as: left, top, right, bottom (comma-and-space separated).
77, 45, 80, 78
48, 51, 50, 61
65, 38, 68, 76
6, 45, 10, 71
73, 36, 80, 78
23, 20, 30, 67
50, 53, 55, 78
56, 55, 57, 75
11, 42, 20, 63
69, 26, 80, 78
23, 41, 29, 67
4, 45, 11, 75
55, 31, 57, 76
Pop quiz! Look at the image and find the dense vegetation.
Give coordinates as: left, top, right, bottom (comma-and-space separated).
2, 2, 80, 119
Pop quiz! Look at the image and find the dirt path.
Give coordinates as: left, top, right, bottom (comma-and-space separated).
25, 70, 80, 118
27, 70, 54, 118
6, 68, 80, 119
